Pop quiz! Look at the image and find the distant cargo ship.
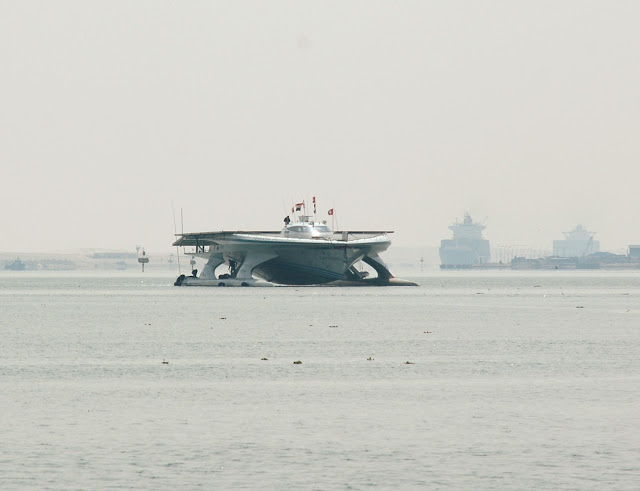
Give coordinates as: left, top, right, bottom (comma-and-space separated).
552, 224, 599, 257
440, 214, 490, 268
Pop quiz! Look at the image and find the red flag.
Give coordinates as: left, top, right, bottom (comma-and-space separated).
328, 208, 334, 216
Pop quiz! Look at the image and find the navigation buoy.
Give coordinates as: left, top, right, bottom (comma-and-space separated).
138, 248, 149, 272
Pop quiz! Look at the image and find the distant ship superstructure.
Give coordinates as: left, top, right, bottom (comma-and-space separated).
439, 214, 490, 268
552, 224, 600, 257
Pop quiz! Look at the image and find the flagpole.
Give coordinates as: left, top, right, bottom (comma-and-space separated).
332, 201, 335, 231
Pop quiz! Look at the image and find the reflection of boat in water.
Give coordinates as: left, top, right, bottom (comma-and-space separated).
439, 214, 490, 268
172, 208, 416, 287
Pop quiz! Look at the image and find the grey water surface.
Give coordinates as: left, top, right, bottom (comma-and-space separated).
1, 271, 639, 490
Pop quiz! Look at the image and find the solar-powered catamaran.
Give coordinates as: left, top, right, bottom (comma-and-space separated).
172, 201, 416, 287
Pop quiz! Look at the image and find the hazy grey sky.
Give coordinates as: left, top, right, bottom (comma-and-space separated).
2, 1, 639, 254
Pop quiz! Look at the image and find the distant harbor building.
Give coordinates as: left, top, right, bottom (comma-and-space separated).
552, 224, 599, 257
4, 258, 26, 271
91, 252, 137, 259
628, 245, 640, 258
439, 214, 490, 268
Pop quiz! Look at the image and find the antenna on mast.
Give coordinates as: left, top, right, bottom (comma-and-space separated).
172, 202, 181, 274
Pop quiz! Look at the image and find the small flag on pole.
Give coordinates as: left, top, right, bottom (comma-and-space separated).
295, 202, 304, 211
328, 208, 334, 215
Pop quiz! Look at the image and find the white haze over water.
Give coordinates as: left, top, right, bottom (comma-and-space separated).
1, 2, 640, 253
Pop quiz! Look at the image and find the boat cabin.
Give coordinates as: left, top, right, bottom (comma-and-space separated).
281, 215, 332, 238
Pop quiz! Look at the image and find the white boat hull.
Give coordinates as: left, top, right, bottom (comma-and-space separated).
172, 223, 416, 287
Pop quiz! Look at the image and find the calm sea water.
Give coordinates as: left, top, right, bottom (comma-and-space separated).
1, 271, 639, 490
